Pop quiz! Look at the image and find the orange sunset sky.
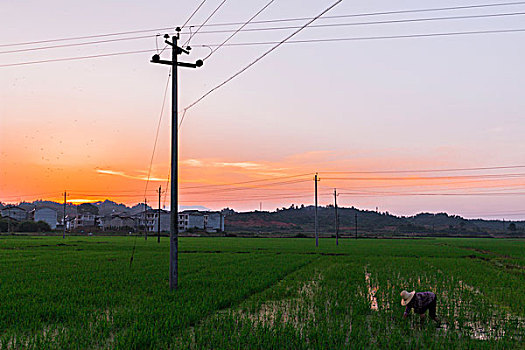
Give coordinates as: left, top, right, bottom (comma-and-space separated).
1, 0, 525, 219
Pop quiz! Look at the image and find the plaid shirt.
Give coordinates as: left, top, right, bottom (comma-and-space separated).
403, 292, 436, 316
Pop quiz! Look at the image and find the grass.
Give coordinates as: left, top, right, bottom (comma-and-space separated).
0, 236, 523, 348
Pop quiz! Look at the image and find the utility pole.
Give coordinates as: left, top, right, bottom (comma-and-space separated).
157, 186, 162, 243
7, 207, 11, 234
259, 202, 262, 212
144, 198, 148, 241
334, 188, 339, 246
314, 173, 319, 247
355, 212, 358, 240
63, 191, 67, 239
151, 28, 203, 291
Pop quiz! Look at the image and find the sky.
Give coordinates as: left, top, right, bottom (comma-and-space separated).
1, 0, 525, 219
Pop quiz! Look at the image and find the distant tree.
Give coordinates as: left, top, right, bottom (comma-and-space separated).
17, 220, 50, 232
17, 221, 39, 232
36, 221, 51, 232
0, 219, 8, 232
78, 203, 99, 215
508, 222, 517, 231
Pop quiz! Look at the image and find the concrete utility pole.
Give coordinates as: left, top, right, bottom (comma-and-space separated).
157, 186, 161, 243
151, 28, 203, 291
334, 188, 339, 246
314, 173, 319, 247
63, 191, 67, 239
7, 207, 11, 234
144, 198, 148, 241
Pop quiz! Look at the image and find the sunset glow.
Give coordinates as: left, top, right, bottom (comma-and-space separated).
1, 0, 525, 219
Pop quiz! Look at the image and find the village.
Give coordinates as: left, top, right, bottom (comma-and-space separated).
0, 203, 224, 234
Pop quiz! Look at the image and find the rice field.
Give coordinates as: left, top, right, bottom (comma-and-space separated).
0, 236, 523, 348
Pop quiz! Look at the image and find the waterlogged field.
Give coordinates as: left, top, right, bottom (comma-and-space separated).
0, 237, 523, 349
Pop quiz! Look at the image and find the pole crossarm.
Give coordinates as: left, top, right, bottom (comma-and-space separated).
150, 56, 203, 68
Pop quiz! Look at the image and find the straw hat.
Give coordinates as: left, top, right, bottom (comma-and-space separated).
400, 290, 415, 306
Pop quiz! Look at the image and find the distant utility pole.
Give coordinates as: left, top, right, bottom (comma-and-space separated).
355, 212, 358, 240
157, 186, 162, 243
314, 173, 319, 247
144, 198, 148, 241
7, 207, 11, 234
260, 202, 262, 212
63, 191, 67, 239
151, 28, 203, 291
334, 188, 339, 246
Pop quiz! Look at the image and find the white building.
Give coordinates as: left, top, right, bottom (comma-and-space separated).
73, 213, 97, 228
34, 207, 57, 229
178, 210, 224, 232
204, 212, 224, 232
145, 209, 170, 232
178, 210, 204, 231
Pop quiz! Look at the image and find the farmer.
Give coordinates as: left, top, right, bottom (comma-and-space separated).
400, 290, 439, 323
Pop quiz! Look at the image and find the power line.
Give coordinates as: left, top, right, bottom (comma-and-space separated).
0, 48, 155, 68
2, 1, 524, 50
319, 164, 525, 174
322, 172, 525, 181
4, 26, 524, 69
180, 192, 332, 203
5, 168, 525, 201
184, 1, 525, 28
0, 28, 175, 49
181, 179, 311, 195
203, 0, 276, 61
320, 178, 525, 191
338, 191, 525, 196
0, 34, 154, 55
4, 11, 525, 56
181, 0, 210, 29
178, 0, 343, 128
197, 28, 525, 48
0, 192, 63, 200
143, 69, 171, 202
182, 0, 229, 47
321, 183, 525, 195
188, 11, 525, 36
163, 168, 170, 209
179, 172, 311, 189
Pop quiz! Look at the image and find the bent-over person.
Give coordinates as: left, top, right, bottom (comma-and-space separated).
401, 290, 439, 323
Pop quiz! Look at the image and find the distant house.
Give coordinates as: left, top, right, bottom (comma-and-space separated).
178, 210, 224, 232
1, 205, 27, 221
73, 203, 100, 229
178, 210, 205, 231
144, 209, 170, 233
103, 214, 136, 231
204, 211, 224, 232
73, 213, 97, 229
34, 207, 58, 229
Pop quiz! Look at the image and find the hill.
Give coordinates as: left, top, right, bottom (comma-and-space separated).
224, 205, 525, 237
